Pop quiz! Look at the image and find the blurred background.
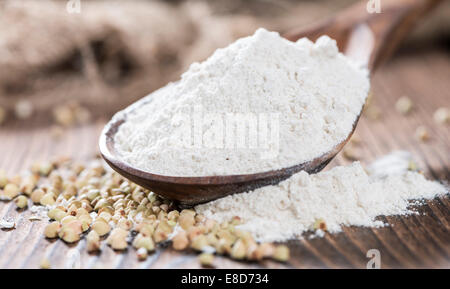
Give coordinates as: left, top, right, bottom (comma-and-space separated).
0, 0, 448, 177
0, 0, 449, 269
0, 0, 448, 127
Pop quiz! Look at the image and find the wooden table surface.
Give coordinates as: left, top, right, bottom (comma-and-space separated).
0, 46, 448, 269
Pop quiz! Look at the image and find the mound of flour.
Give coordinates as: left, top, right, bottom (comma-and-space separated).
114, 28, 369, 176
195, 158, 448, 242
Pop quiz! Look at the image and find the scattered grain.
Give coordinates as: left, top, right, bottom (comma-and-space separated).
44, 222, 62, 238
107, 228, 128, 250
136, 247, 148, 261
313, 218, 327, 231
0, 106, 6, 125
395, 96, 413, 114
0, 219, 15, 229
172, 231, 189, 251
40, 258, 51, 269
0, 170, 7, 189
14, 195, 28, 209
14, 100, 33, 119
0, 157, 290, 264
230, 239, 246, 260
198, 253, 214, 267
179, 210, 196, 230
273, 245, 290, 262
433, 107, 449, 124
58, 226, 80, 243
31, 189, 45, 204
132, 234, 155, 252
91, 220, 111, 236
4, 183, 20, 200
343, 146, 358, 161
408, 160, 418, 171
86, 230, 101, 253
415, 125, 430, 142
40, 192, 56, 206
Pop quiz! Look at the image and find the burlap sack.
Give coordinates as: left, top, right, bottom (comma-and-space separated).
0, 0, 447, 123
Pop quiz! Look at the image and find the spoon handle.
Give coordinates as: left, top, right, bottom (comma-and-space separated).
362, 0, 443, 70
284, 0, 443, 71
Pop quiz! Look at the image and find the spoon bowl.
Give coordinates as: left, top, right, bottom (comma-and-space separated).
100, 0, 441, 206
100, 101, 360, 206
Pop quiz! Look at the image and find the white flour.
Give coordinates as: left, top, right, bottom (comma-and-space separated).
195, 156, 448, 242
114, 28, 369, 176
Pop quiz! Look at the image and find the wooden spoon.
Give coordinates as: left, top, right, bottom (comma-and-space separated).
99, 0, 442, 206
284, 0, 442, 71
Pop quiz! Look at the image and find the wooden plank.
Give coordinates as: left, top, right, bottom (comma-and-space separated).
0, 48, 448, 269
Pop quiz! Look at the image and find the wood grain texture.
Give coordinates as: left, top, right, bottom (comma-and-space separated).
0, 47, 448, 269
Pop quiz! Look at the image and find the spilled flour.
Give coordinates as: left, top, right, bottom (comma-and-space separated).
195, 153, 448, 242
114, 28, 369, 176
